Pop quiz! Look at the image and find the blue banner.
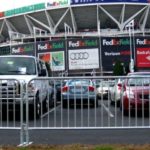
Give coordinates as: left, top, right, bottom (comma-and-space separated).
71, 0, 149, 4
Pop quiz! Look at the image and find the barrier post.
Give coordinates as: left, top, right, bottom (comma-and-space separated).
18, 82, 32, 146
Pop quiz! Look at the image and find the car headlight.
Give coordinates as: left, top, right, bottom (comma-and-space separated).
28, 81, 36, 92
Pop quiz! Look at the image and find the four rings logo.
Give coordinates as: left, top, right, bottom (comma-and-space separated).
70, 52, 89, 60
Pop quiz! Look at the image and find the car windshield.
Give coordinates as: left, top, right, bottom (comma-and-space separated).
0, 57, 36, 75
127, 78, 150, 86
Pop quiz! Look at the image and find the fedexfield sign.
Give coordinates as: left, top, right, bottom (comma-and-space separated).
102, 38, 130, 46
68, 39, 98, 49
11, 43, 34, 55
37, 42, 64, 50
136, 38, 150, 45
46, 0, 69, 7
37, 41, 65, 51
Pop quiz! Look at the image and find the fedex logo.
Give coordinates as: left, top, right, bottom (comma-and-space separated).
136, 39, 150, 45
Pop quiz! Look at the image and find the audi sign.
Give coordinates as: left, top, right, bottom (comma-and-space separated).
68, 49, 99, 70
70, 52, 89, 60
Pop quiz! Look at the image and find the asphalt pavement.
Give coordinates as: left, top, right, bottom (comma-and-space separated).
0, 129, 150, 145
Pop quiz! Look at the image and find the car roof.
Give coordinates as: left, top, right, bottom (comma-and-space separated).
127, 72, 150, 76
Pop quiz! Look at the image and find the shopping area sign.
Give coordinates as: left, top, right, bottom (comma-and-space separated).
135, 37, 150, 68
71, 0, 149, 4
136, 48, 150, 68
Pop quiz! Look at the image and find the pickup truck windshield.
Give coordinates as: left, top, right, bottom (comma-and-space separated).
0, 57, 36, 75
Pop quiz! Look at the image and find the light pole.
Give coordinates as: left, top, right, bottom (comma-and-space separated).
129, 27, 134, 73
126, 20, 134, 73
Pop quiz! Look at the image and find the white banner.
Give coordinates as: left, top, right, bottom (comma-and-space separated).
46, 0, 69, 7
69, 48, 99, 70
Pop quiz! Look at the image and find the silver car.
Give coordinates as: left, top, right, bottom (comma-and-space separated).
62, 79, 98, 108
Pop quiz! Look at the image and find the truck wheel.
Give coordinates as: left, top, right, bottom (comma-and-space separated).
43, 94, 49, 113
35, 95, 41, 119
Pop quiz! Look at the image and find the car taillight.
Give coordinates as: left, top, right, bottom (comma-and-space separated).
117, 83, 122, 90
123, 85, 126, 91
62, 86, 69, 92
88, 86, 95, 92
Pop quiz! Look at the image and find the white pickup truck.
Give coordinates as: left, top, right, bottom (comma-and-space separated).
0, 55, 51, 118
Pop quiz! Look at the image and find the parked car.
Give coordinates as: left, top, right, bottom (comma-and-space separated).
52, 80, 67, 101
109, 78, 124, 106
121, 72, 150, 116
61, 79, 98, 108
96, 80, 115, 99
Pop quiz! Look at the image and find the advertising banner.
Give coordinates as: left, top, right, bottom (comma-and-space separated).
67, 38, 98, 49
46, 0, 69, 8
38, 51, 65, 71
68, 48, 99, 70
71, 0, 148, 5
136, 47, 150, 68
11, 43, 35, 56
36, 40, 65, 52
135, 37, 150, 68
37, 40, 65, 71
101, 37, 131, 71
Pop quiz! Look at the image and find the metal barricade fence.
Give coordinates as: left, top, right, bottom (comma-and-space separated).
0, 78, 22, 128
0, 78, 28, 146
26, 76, 150, 129
1, 76, 150, 145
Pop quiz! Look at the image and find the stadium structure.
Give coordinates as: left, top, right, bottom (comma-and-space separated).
0, 0, 150, 76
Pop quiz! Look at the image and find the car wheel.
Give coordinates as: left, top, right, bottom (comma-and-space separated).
62, 101, 68, 108
109, 93, 114, 105
90, 99, 98, 108
96, 99, 99, 107
29, 95, 41, 120
123, 109, 129, 116
120, 101, 122, 111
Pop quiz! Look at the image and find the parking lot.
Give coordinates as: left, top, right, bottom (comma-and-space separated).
1, 99, 149, 129
0, 76, 150, 129
0, 76, 150, 145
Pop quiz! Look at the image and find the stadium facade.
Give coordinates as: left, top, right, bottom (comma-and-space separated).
0, 0, 150, 75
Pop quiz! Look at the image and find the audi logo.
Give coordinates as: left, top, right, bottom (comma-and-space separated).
70, 52, 89, 60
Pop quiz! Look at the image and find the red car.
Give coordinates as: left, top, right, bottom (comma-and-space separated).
121, 72, 150, 116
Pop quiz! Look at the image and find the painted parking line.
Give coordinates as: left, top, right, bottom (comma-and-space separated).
101, 102, 114, 118
41, 104, 61, 118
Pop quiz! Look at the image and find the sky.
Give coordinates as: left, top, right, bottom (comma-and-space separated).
0, 0, 47, 11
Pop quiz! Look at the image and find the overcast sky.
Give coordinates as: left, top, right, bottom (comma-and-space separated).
0, 0, 47, 11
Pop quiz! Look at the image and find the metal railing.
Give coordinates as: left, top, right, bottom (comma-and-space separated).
0, 76, 150, 145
